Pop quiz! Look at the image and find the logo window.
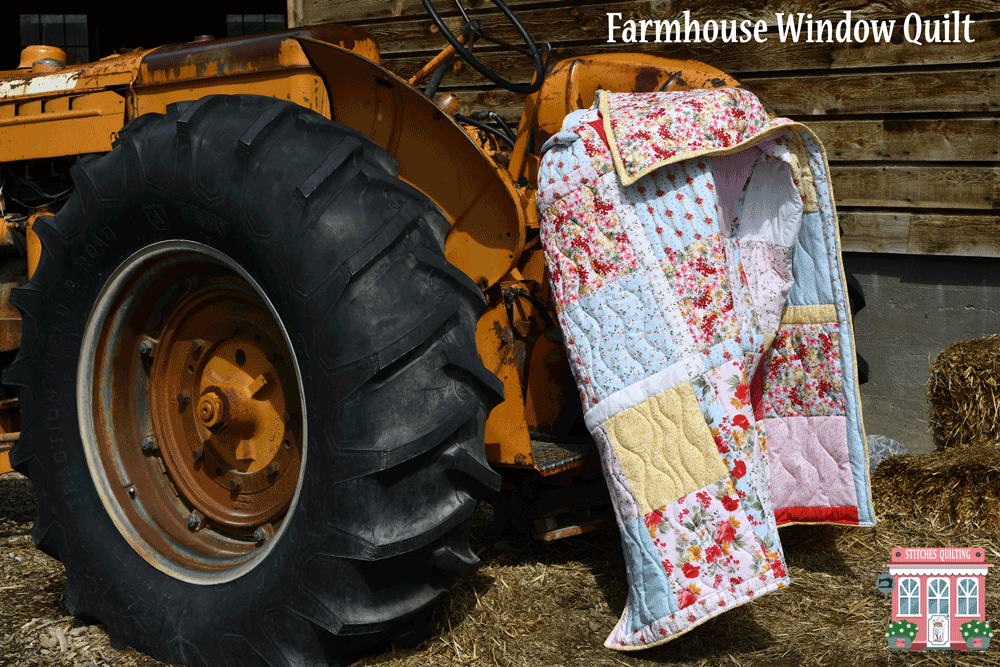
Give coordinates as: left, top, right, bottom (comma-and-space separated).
928, 577, 950, 615
898, 577, 920, 616
957, 578, 979, 616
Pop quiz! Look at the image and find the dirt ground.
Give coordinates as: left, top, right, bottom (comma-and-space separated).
1, 467, 996, 667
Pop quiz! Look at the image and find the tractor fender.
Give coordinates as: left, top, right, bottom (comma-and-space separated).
297, 37, 524, 291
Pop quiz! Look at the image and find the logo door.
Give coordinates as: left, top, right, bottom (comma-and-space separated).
927, 578, 951, 647
927, 615, 949, 647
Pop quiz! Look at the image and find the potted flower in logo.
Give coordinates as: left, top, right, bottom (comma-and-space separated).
961, 620, 993, 650
885, 620, 918, 649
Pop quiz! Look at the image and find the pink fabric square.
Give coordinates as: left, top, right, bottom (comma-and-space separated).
763, 415, 859, 513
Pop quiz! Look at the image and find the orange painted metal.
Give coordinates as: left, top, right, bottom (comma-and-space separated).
476, 299, 532, 467
24, 211, 45, 279
0, 451, 11, 475
0, 90, 125, 161
0, 25, 379, 162
407, 32, 469, 88
18, 45, 67, 69
298, 36, 525, 291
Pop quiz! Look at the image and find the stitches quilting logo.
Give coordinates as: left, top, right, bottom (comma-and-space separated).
877, 547, 993, 651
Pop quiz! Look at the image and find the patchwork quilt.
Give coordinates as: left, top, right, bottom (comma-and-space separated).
537, 88, 873, 649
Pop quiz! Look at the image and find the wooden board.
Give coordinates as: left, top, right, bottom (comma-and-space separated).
807, 119, 1000, 162
303, 0, 1000, 25
744, 69, 1000, 116
831, 165, 1000, 210
840, 210, 1000, 257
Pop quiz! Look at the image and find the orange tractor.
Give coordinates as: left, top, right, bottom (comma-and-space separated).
0, 2, 745, 665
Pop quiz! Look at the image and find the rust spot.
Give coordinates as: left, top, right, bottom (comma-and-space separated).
633, 66, 662, 92
514, 453, 528, 465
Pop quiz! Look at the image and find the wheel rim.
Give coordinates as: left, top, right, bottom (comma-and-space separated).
78, 241, 307, 584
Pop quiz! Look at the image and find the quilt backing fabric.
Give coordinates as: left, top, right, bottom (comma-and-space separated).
537, 88, 873, 649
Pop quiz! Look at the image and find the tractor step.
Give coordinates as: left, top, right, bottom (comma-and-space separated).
530, 437, 596, 476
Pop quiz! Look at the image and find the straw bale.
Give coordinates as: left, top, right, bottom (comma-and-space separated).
871, 445, 1000, 533
927, 334, 1000, 450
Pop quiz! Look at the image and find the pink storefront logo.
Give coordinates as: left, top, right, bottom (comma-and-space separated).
878, 547, 993, 651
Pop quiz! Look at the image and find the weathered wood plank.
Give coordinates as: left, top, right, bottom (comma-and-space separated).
445, 67, 1000, 122
744, 69, 1000, 115
303, 0, 1000, 26
807, 118, 1000, 161
831, 165, 1000, 209
840, 210, 1000, 256
369, 12, 1000, 73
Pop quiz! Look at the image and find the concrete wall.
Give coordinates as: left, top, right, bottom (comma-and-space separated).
843, 253, 1000, 455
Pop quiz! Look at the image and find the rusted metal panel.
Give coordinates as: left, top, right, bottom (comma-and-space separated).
136, 24, 378, 87
131, 71, 331, 119
0, 50, 146, 103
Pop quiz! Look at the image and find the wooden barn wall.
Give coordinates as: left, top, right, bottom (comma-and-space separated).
296, 0, 1000, 453
296, 0, 1000, 259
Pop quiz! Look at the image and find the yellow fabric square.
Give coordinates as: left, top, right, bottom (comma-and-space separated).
603, 382, 729, 516
780, 304, 837, 326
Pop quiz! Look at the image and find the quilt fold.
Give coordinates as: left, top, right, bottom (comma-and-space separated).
537, 88, 873, 649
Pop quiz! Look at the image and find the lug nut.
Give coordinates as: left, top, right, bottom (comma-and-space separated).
186, 511, 205, 531
177, 391, 191, 407
253, 523, 274, 543
191, 339, 206, 357
228, 477, 243, 492
192, 447, 204, 461
140, 435, 158, 453
184, 277, 197, 289
138, 335, 158, 357
266, 461, 281, 478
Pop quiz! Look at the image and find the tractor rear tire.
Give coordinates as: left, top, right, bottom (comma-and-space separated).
6, 95, 501, 666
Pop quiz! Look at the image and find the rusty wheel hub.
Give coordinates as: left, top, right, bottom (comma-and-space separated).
79, 242, 306, 582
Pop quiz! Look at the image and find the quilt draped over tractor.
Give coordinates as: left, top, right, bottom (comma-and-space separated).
538, 88, 873, 649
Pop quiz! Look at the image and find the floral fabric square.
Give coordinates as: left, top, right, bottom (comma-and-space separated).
540, 185, 639, 306
762, 322, 845, 418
